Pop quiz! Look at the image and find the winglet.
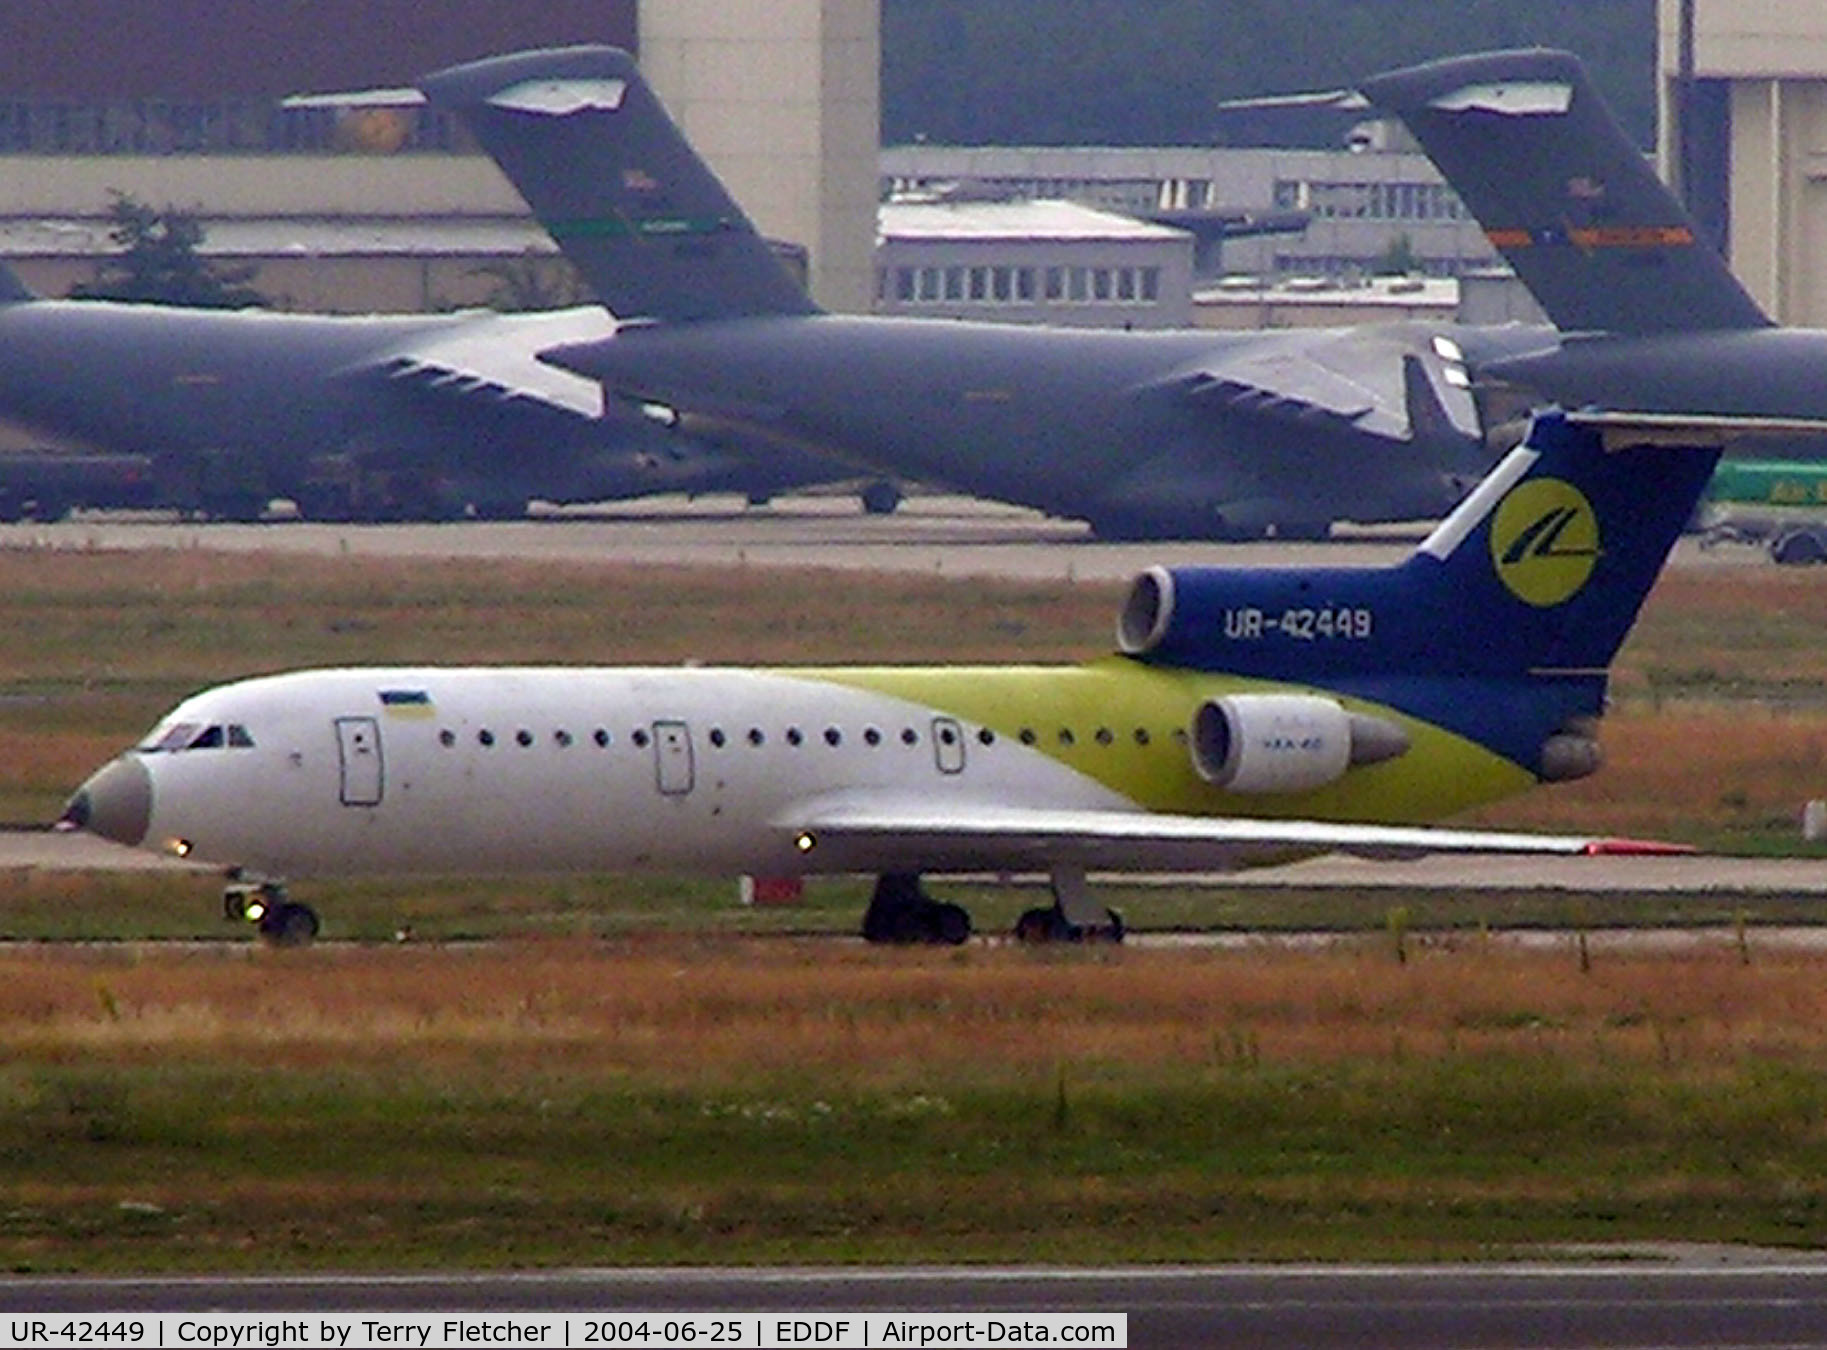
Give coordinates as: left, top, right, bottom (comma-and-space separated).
418, 45, 818, 324
1582, 838, 1698, 856
0, 258, 36, 304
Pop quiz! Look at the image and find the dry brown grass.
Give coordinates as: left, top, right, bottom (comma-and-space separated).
1472, 704, 1827, 837
9, 940, 1824, 1083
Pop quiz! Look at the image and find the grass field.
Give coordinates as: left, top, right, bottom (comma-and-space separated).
6, 543, 1827, 1268
10, 937, 1827, 1270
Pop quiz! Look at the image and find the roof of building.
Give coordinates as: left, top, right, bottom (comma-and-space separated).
878, 198, 1189, 244
0, 217, 554, 259
1194, 274, 1460, 307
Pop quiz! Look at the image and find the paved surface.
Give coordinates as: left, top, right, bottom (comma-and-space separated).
9, 828, 1827, 901
7, 1261, 1827, 1346
0, 496, 1761, 583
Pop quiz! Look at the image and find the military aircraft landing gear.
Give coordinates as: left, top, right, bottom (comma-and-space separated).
223, 876, 320, 947
862, 872, 971, 945
1012, 865, 1125, 943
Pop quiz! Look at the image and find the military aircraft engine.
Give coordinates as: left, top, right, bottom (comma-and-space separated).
1189, 693, 1410, 793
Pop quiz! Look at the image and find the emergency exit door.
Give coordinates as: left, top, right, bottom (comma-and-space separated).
652, 720, 694, 795
335, 716, 384, 806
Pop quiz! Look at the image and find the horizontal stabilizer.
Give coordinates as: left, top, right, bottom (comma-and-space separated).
1564, 408, 1827, 451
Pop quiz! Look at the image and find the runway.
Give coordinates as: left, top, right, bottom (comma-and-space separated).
0, 493, 1761, 584
11, 825, 1827, 904
9, 1260, 1827, 1346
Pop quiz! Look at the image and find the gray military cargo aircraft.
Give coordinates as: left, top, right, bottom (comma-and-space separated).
379, 45, 1566, 541
1256, 48, 1827, 444
0, 261, 858, 521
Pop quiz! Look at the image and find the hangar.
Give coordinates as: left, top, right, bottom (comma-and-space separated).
1661, 0, 1827, 324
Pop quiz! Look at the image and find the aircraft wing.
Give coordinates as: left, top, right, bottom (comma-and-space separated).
1163, 328, 1480, 444
781, 796, 1687, 876
341, 307, 619, 422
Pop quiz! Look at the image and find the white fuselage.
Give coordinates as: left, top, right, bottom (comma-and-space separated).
131, 666, 1136, 878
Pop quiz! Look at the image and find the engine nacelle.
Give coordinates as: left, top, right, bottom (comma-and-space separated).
1190, 693, 1410, 794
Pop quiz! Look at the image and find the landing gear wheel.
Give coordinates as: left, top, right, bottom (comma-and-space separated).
258, 901, 320, 947
1772, 529, 1827, 565
860, 480, 902, 515
1013, 904, 1125, 944
862, 873, 972, 945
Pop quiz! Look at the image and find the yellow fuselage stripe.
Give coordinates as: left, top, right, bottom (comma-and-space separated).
802, 656, 1533, 824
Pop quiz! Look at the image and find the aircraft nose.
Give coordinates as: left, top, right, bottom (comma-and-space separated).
60, 756, 152, 848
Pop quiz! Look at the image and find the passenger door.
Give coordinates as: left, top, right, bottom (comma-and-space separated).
335, 716, 384, 806
932, 716, 966, 775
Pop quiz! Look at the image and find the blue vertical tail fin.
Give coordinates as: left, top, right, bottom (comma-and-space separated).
1122, 410, 1718, 680
418, 45, 817, 324
1118, 410, 1719, 776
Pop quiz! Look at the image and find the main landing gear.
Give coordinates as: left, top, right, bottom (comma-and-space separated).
862, 873, 971, 945
860, 866, 1124, 946
223, 875, 320, 947
1013, 864, 1125, 944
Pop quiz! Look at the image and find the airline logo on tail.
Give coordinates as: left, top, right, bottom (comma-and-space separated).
1490, 477, 1600, 606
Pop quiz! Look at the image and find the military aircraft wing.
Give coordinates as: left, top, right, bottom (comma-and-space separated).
1160, 327, 1481, 444
782, 794, 1688, 876
339, 306, 618, 422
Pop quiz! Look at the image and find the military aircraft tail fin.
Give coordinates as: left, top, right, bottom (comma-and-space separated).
1359, 48, 1770, 337
1122, 409, 1718, 682
0, 259, 35, 303
418, 45, 818, 324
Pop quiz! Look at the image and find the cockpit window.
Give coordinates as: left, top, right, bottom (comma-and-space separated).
138, 722, 200, 753
134, 721, 255, 753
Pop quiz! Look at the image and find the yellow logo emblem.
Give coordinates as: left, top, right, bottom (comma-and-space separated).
1489, 477, 1600, 606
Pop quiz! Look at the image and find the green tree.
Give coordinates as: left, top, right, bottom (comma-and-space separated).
466, 251, 593, 312
68, 192, 267, 308
1371, 234, 1419, 276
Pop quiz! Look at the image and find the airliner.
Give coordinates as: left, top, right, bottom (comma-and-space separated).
62, 409, 1715, 945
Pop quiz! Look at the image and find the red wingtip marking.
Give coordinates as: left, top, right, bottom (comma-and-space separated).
1583, 838, 1698, 856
